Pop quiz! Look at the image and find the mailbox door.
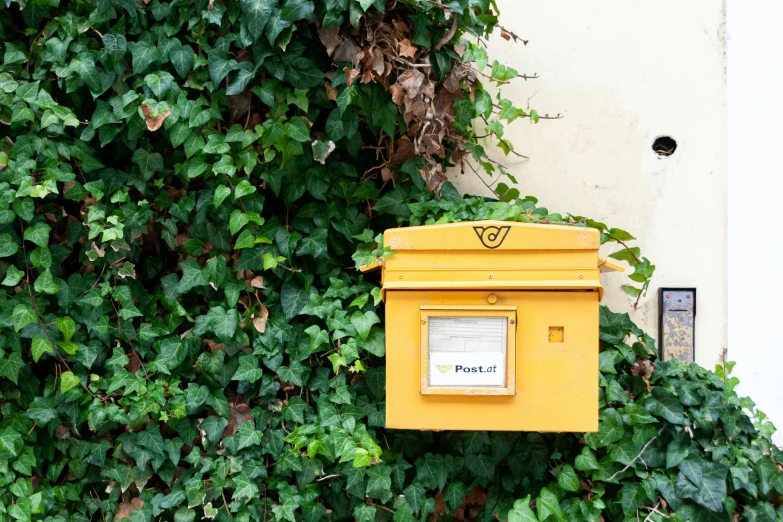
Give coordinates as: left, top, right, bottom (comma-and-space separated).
420, 307, 517, 396
385, 290, 599, 432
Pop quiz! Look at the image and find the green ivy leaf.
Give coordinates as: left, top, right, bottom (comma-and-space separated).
176, 259, 207, 295
241, 0, 276, 39
507, 496, 537, 522
557, 464, 580, 492
145, 71, 175, 98
23, 222, 51, 247
536, 487, 566, 522
233, 355, 263, 383
59, 371, 80, 393
214, 185, 232, 208
0, 233, 19, 257
229, 210, 250, 235
31, 334, 53, 362
34, 268, 60, 294
207, 49, 240, 86
57, 316, 76, 341
12, 304, 37, 331
2, 265, 24, 286
644, 388, 687, 425
234, 179, 257, 199
0, 352, 24, 385
206, 306, 239, 341
281, 278, 310, 320
350, 311, 380, 341
132, 149, 164, 180
0, 427, 23, 457
169, 45, 195, 79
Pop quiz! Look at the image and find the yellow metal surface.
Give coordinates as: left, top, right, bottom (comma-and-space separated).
598, 256, 625, 273
359, 261, 381, 273
419, 307, 517, 396
381, 221, 604, 432
548, 326, 565, 343
385, 290, 599, 432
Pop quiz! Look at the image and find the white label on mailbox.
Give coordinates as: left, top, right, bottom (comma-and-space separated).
428, 317, 507, 387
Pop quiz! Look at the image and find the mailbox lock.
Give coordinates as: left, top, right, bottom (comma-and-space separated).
399, 274, 404, 279
488, 274, 493, 279
487, 294, 498, 304
578, 274, 584, 279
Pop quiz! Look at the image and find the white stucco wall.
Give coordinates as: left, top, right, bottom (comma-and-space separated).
726, 1, 783, 446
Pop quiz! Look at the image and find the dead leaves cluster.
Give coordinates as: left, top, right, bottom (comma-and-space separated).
319, 8, 479, 195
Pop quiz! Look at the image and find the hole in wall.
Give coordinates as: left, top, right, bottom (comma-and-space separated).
653, 136, 677, 157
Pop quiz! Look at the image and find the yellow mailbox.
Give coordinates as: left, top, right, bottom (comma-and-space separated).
378, 221, 621, 432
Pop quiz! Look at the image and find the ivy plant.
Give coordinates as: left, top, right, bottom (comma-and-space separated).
0, 1, 779, 522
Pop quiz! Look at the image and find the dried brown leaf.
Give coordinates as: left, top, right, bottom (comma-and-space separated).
141, 104, 171, 132
116, 498, 145, 520
390, 136, 415, 165
630, 358, 655, 379
500, 28, 511, 41
390, 83, 405, 106
443, 70, 461, 93
318, 26, 342, 56
398, 38, 417, 59
249, 276, 264, 289
221, 403, 254, 439
125, 351, 142, 373
433, 84, 461, 119
174, 233, 189, 248
398, 70, 425, 98
252, 303, 269, 333
204, 339, 224, 352
423, 164, 447, 195
428, 491, 447, 522
334, 38, 361, 63
392, 20, 410, 37
454, 43, 467, 57
381, 167, 397, 187
229, 93, 250, 122
371, 48, 385, 76
238, 294, 252, 309
325, 82, 338, 101
343, 67, 360, 88
90, 242, 106, 258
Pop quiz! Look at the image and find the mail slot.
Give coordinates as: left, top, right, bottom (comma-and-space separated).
377, 221, 622, 432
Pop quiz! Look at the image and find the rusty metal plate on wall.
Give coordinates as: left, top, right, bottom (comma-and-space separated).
659, 288, 696, 362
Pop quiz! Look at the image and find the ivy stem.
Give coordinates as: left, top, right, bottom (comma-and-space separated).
365, 501, 395, 515
633, 279, 649, 310
606, 428, 663, 481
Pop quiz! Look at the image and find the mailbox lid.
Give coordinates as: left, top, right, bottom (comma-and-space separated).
384, 220, 600, 252
381, 221, 606, 298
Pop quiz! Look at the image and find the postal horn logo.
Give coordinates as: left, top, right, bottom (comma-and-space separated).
473, 226, 511, 249
435, 365, 453, 373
